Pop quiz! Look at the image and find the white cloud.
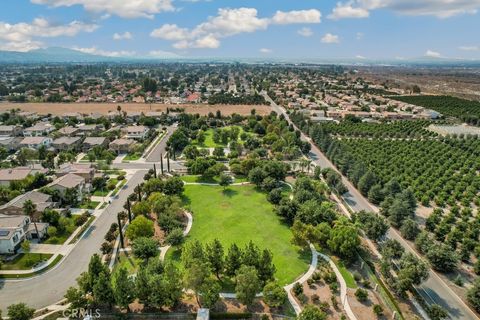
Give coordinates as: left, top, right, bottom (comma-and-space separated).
356, 55, 366, 59
321, 33, 340, 44
329, 0, 480, 19
151, 7, 322, 49
113, 31, 132, 40
0, 18, 98, 52
298, 27, 313, 37
193, 34, 220, 48
271, 9, 321, 24
328, 3, 370, 19
31, 0, 174, 19
459, 46, 479, 51
259, 48, 272, 54
150, 24, 190, 41
72, 46, 135, 57
148, 50, 180, 58
425, 50, 441, 58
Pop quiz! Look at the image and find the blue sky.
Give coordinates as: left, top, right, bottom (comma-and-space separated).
0, 0, 479, 60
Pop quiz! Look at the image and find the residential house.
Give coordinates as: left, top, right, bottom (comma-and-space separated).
0, 136, 23, 151
123, 125, 149, 140
57, 126, 79, 136
82, 137, 108, 152
56, 163, 95, 182
52, 137, 82, 152
76, 124, 103, 136
48, 173, 88, 202
23, 123, 54, 137
63, 112, 84, 120
0, 191, 56, 218
0, 125, 23, 137
17, 111, 38, 120
0, 215, 30, 254
109, 138, 136, 154
0, 167, 46, 186
19, 136, 53, 149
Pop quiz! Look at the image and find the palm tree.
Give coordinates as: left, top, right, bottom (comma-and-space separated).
23, 200, 39, 239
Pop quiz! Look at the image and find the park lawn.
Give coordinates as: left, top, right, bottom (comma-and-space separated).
192, 128, 226, 148
171, 184, 310, 286
1, 253, 53, 270
332, 257, 357, 289
180, 175, 249, 184
115, 251, 143, 274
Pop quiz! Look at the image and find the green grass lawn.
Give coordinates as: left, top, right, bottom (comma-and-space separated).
79, 201, 100, 210
168, 184, 310, 286
115, 251, 143, 274
332, 257, 357, 289
123, 152, 142, 162
43, 215, 81, 244
180, 175, 248, 184
1, 253, 53, 270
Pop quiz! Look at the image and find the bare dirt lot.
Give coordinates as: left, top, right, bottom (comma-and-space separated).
0, 102, 272, 116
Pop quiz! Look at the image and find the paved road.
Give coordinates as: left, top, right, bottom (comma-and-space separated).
263, 92, 479, 320
145, 125, 176, 162
0, 170, 146, 312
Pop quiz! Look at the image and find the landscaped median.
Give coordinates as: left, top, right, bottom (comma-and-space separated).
0, 254, 64, 279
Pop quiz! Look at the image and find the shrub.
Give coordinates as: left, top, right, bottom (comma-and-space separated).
373, 304, 383, 317
311, 294, 320, 304
355, 288, 368, 302
293, 282, 303, 296
165, 228, 184, 246
353, 271, 362, 282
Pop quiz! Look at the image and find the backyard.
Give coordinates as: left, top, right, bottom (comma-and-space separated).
168, 184, 310, 286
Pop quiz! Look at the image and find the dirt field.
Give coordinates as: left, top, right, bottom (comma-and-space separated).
0, 102, 271, 116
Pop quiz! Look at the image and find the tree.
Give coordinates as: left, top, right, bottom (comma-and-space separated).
93, 271, 115, 308
131, 201, 150, 217
235, 265, 261, 307
184, 259, 211, 306
387, 198, 413, 228
206, 239, 224, 279
297, 305, 326, 320
427, 304, 448, 320
225, 243, 242, 277
7, 303, 35, 320
135, 266, 151, 307
426, 243, 458, 272
328, 218, 361, 261
132, 237, 159, 260
65, 287, 88, 310
263, 281, 287, 308
112, 267, 135, 311
257, 249, 276, 285
23, 200, 38, 238
400, 218, 420, 240
219, 173, 233, 190
396, 253, 429, 293
165, 228, 184, 246
355, 211, 388, 242
358, 171, 377, 196
368, 184, 384, 204
468, 278, 480, 312
125, 215, 154, 241
162, 177, 184, 196
199, 278, 221, 308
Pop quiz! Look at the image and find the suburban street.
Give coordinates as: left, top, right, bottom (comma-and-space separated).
0, 170, 146, 312
145, 125, 176, 163
263, 92, 479, 320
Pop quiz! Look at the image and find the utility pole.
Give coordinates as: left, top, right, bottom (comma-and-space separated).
153, 164, 157, 178
167, 152, 170, 172
117, 213, 124, 248
126, 199, 132, 223
160, 153, 164, 175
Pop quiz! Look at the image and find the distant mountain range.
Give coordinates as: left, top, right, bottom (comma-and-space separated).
0, 47, 179, 63
0, 47, 479, 66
